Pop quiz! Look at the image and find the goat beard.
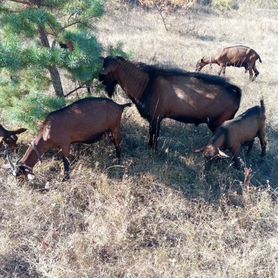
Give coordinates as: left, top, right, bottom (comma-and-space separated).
99, 73, 117, 97
105, 82, 117, 97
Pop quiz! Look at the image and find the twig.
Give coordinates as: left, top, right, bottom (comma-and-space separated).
65, 83, 87, 97
61, 21, 82, 30
155, 4, 168, 32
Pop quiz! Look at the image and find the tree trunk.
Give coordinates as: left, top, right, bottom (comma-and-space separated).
38, 26, 64, 98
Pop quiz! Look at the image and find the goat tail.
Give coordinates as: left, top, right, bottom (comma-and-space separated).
258, 55, 262, 63
229, 84, 242, 105
260, 98, 265, 114
120, 102, 133, 110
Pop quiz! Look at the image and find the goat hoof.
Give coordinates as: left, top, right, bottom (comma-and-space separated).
234, 164, 242, 170
62, 176, 70, 182
234, 158, 244, 170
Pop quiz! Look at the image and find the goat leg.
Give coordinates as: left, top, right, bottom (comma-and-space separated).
148, 125, 154, 148
218, 64, 225, 76
111, 127, 122, 163
148, 118, 161, 150
62, 156, 71, 181
233, 156, 244, 170
246, 140, 254, 154
253, 64, 259, 74
248, 67, 254, 81
153, 119, 161, 151
115, 146, 121, 164
258, 130, 267, 157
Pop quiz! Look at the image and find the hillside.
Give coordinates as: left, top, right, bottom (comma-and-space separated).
0, 2, 277, 278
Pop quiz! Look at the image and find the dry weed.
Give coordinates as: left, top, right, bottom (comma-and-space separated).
0, 2, 277, 278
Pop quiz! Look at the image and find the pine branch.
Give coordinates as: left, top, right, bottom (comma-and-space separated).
6, 0, 57, 9
6, 0, 31, 6
62, 21, 82, 30
65, 83, 86, 97
0, 7, 21, 13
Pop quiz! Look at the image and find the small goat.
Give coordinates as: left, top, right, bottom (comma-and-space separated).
0, 124, 26, 149
10, 98, 131, 181
196, 45, 262, 81
195, 100, 266, 169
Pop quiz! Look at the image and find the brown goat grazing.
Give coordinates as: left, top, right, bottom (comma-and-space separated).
195, 45, 262, 81
99, 56, 241, 149
10, 98, 131, 181
195, 100, 266, 169
0, 124, 26, 149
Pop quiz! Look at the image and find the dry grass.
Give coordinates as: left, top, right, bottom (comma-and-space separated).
0, 2, 278, 278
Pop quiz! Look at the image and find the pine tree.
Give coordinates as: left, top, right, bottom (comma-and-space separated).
0, 0, 104, 131
0, 0, 104, 98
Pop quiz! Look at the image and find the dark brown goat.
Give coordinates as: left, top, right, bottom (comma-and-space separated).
99, 56, 241, 149
195, 100, 266, 168
195, 45, 262, 81
10, 98, 131, 181
0, 124, 26, 149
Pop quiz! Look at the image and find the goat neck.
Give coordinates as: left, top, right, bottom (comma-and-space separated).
209, 128, 226, 149
116, 60, 149, 101
20, 136, 48, 168
205, 56, 217, 66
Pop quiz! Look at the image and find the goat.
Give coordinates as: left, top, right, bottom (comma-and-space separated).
0, 124, 26, 149
10, 98, 131, 181
196, 45, 262, 81
195, 100, 266, 169
99, 56, 241, 149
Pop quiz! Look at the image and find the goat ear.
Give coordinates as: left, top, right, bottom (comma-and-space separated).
194, 147, 205, 153
13, 128, 27, 135
218, 149, 229, 158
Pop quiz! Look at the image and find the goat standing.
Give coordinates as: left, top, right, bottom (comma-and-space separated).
99, 56, 241, 149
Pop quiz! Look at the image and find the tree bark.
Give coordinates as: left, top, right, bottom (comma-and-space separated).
38, 26, 64, 98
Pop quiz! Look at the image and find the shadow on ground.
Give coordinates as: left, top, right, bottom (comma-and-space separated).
3, 116, 276, 203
